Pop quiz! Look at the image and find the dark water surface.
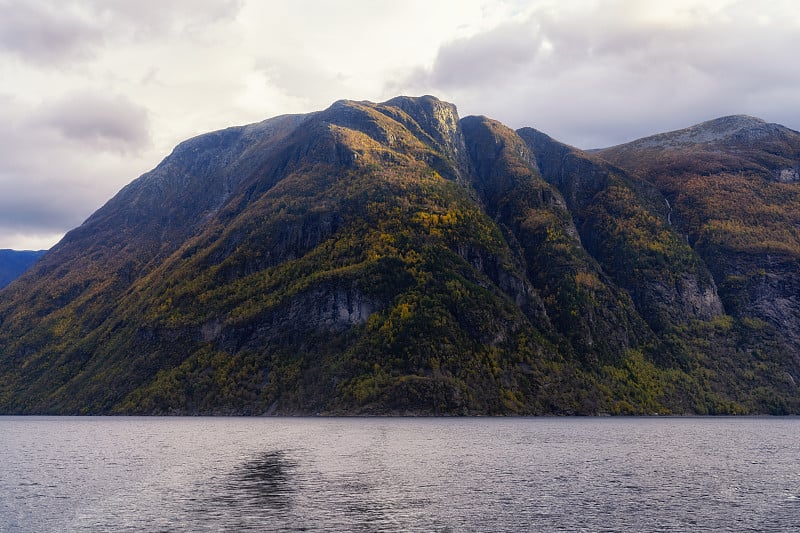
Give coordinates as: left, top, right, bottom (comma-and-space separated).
2, 417, 799, 531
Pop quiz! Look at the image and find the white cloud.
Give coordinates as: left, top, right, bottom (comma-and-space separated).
0, 0, 798, 249
0, 0, 244, 64
402, 0, 800, 147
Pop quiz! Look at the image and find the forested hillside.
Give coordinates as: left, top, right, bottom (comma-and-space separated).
1, 97, 798, 415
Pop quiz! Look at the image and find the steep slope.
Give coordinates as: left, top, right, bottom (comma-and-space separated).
0, 113, 310, 411
0, 96, 592, 415
0, 249, 46, 289
518, 128, 723, 332
461, 116, 650, 364
599, 116, 800, 369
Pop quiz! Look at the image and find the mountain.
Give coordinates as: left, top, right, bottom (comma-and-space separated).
0, 249, 46, 289
598, 116, 800, 376
0, 98, 798, 415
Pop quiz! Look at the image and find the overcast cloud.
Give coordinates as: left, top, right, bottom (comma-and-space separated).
0, 0, 798, 249
398, 1, 800, 147
34, 91, 151, 152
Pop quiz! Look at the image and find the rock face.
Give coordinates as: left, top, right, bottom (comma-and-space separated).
1, 97, 799, 415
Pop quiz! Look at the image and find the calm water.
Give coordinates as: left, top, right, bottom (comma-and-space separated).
1, 417, 799, 532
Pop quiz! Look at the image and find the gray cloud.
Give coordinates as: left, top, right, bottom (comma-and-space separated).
398, 1, 800, 148
0, 93, 155, 248
0, 0, 245, 249
418, 21, 544, 88
0, 0, 243, 65
34, 92, 151, 153
0, 193, 82, 237
0, 0, 103, 63
0, 172, 102, 249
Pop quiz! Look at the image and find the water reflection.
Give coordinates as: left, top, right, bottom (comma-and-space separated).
216, 450, 296, 511
6, 418, 800, 532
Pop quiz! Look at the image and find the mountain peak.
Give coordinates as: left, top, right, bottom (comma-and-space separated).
324, 95, 459, 140
700, 114, 766, 128
609, 114, 793, 151
381, 95, 461, 147
687, 114, 775, 142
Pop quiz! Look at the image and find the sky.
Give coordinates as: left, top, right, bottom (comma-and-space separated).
1, 0, 798, 250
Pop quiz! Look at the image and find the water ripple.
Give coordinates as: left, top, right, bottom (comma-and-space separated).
2, 417, 800, 531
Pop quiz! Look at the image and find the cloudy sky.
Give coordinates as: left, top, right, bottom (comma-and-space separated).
1, 0, 798, 250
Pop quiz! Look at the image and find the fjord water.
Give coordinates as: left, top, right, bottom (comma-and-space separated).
2, 417, 799, 531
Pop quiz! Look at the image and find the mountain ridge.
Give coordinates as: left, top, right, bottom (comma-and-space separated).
598, 115, 800, 378
1, 96, 798, 415
0, 249, 46, 289
599, 115, 790, 150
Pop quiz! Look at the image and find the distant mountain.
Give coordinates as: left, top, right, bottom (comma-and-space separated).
0, 249, 46, 289
0, 98, 798, 415
598, 115, 800, 376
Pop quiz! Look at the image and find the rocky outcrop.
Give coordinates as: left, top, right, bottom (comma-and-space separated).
281, 283, 380, 333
